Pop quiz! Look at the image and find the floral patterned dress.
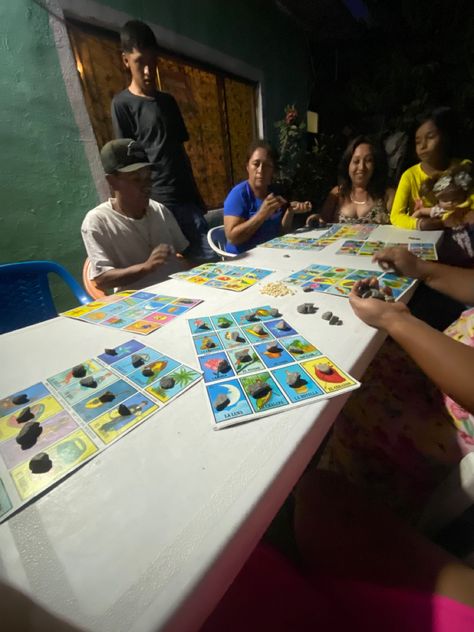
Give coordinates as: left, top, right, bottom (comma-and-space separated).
322, 307, 474, 521
338, 198, 391, 225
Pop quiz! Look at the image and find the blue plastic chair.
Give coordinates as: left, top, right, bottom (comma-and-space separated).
0, 261, 90, 334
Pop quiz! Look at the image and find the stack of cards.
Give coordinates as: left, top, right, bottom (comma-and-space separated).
187, 306, 359, 429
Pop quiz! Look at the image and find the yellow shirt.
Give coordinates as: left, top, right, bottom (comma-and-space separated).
390, 159, 473, 229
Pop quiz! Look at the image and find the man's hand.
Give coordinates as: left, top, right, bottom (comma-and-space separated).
259, 193, 287, 219
349, 280, 410, 330
290, 200, 312, 213
372, 246, 425, 278
146, 244, 175, 271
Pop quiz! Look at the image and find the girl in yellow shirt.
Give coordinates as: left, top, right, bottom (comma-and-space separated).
390, 107, 473, 230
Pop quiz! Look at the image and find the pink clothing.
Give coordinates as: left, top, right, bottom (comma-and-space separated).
200, 544, 474, 632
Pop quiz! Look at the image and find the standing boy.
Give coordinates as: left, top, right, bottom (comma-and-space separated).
111, 20, 215, 261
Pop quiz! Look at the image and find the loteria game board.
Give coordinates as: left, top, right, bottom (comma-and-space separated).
282, 264, 416, 299
260, 223, 378, 251
260, 235, 328, 250
171, 263, 273, 292
0, 339, 201, 521
187, 306, 359, 429
62, 290, 202, 335
336, 240, 438, 260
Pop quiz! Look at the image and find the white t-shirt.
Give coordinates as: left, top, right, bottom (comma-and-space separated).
81, 198, 189, 290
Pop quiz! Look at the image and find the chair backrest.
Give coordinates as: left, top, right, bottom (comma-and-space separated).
82, 258, 107, 300
0, 260, 90, 334
207, 225, 237, 259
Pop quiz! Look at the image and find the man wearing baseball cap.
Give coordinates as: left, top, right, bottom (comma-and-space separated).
81, 139, 190, 291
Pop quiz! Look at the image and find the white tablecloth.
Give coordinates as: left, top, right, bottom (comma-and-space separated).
0, 226, 442, 632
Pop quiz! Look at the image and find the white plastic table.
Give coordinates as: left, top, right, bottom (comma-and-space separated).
0, 226, 442, 632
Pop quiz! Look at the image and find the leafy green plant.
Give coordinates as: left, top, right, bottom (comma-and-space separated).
274, 105, 342, 208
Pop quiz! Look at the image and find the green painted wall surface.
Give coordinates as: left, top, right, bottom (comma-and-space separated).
0, 0, 308, 311
0, 1, 98, 310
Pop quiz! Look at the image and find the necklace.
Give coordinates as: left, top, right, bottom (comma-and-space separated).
350, 193, 369, 205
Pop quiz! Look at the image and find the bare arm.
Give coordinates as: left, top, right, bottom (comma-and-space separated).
93, 244, 176, 291
320, 187, 339, 223
384, 187, 396, 213
224, 193, 286, 246
388, 312, 474, 414
281, 200, 312, 233
349, 287, 474, 415
373, 247, 474, 305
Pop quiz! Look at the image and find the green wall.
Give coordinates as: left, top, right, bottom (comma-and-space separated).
0, 1, 99, 309
0, 0, 308, 310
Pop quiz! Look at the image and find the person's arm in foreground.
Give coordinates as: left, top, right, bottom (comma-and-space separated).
224, 193, 286, 246
349, 266, 474, 414
373, 246, 474, 306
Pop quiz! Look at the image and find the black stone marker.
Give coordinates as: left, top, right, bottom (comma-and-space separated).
131, 354, 145, 368
118, 404, 132, 416
214, 393, 230, 411
236, 350, 252, 363
80, 376, 97, 388
104, 348, 118, 356
99, 391, 115, 403
217, 359, 231, 373
12, 394, 29, 405
16, 406, 34, 423
29, 452, 53, 474
72, 364, 87, 378
142, 367, 154, 377
160, 376, 175, 390
16, 421, 42, 449
248, 381, 272, 399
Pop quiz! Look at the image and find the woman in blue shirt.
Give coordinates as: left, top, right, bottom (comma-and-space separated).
224, 140, 311, 254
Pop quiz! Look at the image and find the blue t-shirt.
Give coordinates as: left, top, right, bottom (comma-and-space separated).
224, 181, 283, 254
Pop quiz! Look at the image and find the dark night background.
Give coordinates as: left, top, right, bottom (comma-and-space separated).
277, 0, 474, 155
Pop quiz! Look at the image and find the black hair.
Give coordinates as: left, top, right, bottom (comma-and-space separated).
120, 20, 158, 53
338, 135, 388, 200
246, 139, 279, 166
412, 106, 459, 159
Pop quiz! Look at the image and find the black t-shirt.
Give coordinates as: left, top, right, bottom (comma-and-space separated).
111, 89, 201, 205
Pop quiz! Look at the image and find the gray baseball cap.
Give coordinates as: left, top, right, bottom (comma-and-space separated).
100, 139, 151, 174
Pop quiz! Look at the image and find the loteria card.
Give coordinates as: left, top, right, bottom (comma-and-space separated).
188, 306, 360, 429
62, 290, 202, 335
145, 365, 201, 403
336, 239, 438, 261
272, 364, 324, 403
282, 265, 415, 301
0, 338, 202, 521
11, 430, 99, 501
89, 394, 158, 444
301, 356, 358, 394
171, 264, 273, 292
